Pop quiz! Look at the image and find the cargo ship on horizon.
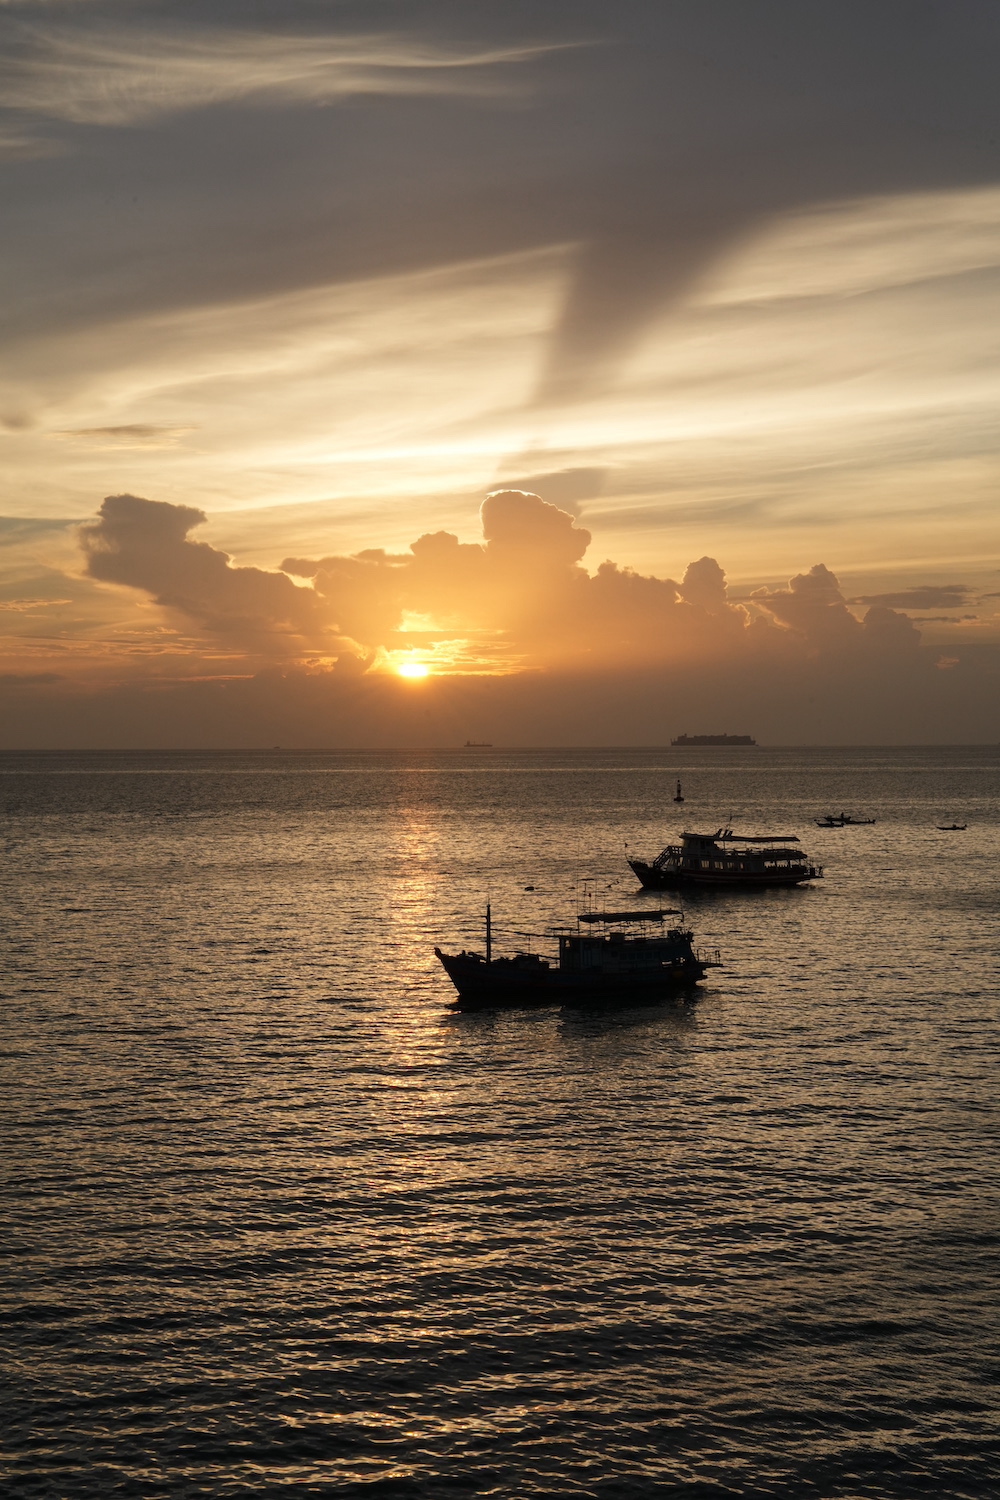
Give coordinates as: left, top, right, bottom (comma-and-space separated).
670, 733, 757, 746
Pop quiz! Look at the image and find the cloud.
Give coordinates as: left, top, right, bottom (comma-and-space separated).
0, 671, 63, 686
0, 595, 73, 611
481, 488, 590, 564
849, 584, 970, 610
0, 125, 63, 158
0, 24, 551, 127
679, 556, 732, 615
276, 490, 915, 673
75, 489, 929, 679
1, 515, 83, 542
79, 493, 335, 652
753, 564, 861, 643
0, 485, 993, 745
53, 424, 195, 449
5, 188, 1000, 595
751, 563, 921, 655
492, 467, 606, 515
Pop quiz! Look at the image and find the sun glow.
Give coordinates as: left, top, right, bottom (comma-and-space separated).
397, 661, 429, 679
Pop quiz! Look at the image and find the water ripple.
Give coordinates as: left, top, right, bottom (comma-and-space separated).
2, 748, 999, 1497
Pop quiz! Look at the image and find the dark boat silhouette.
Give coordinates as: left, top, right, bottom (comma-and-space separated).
936, 823, 967, 831
628, 828, 822, 889
670, 734, 756, 746
435, 903, 720, 1009
815, 812, 876, 827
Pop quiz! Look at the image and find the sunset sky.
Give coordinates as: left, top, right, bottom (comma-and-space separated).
2, 0, 999, 744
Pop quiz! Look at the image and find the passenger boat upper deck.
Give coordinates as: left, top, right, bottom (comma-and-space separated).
628, 827, 823, 889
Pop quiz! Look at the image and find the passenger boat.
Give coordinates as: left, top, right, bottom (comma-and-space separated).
628, 827, 822, 889
435, 904, 720, 1008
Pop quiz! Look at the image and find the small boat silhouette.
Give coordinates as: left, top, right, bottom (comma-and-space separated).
936, 823, 967, 831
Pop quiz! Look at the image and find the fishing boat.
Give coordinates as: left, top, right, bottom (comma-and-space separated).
815, 812, 876, 827
627, 827, 822, 889
936, 823, 967, 830
435, 903, 720, 1008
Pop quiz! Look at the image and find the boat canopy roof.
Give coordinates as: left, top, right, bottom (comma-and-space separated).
682, 829, 799, 844
577, 908, 682, 923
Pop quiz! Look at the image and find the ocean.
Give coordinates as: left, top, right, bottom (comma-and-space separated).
2, 746, 999, 1498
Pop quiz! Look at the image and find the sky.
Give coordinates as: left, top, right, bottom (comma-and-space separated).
1, 0, 999, 745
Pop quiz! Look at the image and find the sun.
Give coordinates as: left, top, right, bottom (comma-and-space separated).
397, 661, 430, 679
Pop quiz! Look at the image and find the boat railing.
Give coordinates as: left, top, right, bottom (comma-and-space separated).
696, 947, 723, 967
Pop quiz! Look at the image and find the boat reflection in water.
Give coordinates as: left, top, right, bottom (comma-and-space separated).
435, 903, 720, 1010
628, 827, 823, 889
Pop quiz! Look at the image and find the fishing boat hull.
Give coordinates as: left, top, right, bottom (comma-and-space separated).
435, 948, 709, 1009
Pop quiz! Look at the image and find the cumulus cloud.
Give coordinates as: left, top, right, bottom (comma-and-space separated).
753, 564, 861, 646
480, 488, 591, 564
283, 489, 758, 670
752, 564, 920, 656
82, 486, 921, 678
0, 484, 992, 745
80, 494, 334, 652
679, 556, 732, 615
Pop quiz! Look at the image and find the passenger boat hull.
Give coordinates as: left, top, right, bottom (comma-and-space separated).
435, 948, 708, 1009
628, 858, 816, 889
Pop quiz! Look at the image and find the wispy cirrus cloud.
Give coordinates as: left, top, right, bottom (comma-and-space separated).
53, 423, 195, 449
0, 24, 554, 126
848, 584, 970, 610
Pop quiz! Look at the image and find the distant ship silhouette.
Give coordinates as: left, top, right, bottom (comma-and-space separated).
464, 740, 492, 748
671, 734, 756, 747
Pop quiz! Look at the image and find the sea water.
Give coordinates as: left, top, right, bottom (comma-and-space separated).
2, 746, 999, 1498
